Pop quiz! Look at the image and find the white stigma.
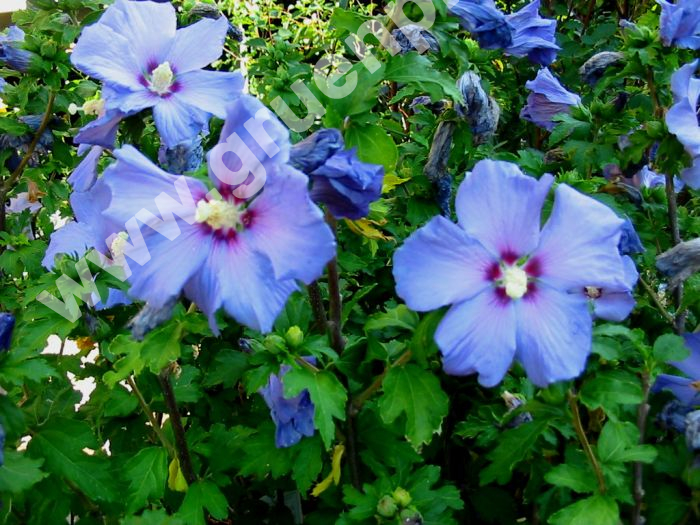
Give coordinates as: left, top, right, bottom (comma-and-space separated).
502, 265, 528, 299
149, 62, 174, 95
195, 199, 242, 230
110, 231, 129, 259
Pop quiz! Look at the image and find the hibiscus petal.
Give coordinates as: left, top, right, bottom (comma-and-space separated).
653, 374, 699, 406
42, 222, 96, 270
515, 285, 592, 387
70, 24, 142, 90
455, 159, 553, 258
153, 97, 210, 147
103, 145, 207, 227
667, 59, 700, 158
393, 215, 496, 311
435, 289, 517, 387
127, 224, 211, 308
671, 333, 700, 380
591, 255, 638, 321
69, 146, 103, 192
184, 259, 222, 334
214, 239, 299, 333
244, 167, 335, 284
533, 184, 626, 290
175, 69, 244, 118
97, 0, 175, 67
166, 17, 228, 73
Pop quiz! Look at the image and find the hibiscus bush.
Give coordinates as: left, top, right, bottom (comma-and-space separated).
1, 0, 700, 523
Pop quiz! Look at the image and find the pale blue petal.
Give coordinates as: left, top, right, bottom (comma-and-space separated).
69, 146, 103, 192
214, 239, 299, 333
667, 60, 700, 158
515, 285, 592, 387
166, 16, 228, 73
671, 333, 700, 379
174, 70, 244, 118
435, 289, 517, 387
455, 160, 553, 258
393, 215, 496, 311
244, 166, 335, 284
153, 97, 210, 147
532, 184, 626, 290
42, 222, 95, 269
653, 374, 698, 406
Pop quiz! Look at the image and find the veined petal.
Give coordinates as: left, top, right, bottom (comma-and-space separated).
533, 184, 626, 290
667, 60, 700, 158
455, 159, 553, 258
103, 145, 206, 226
166, 17, 229, 73
175, 70, 244, 118
393, 215, 496, 311
214, 239, 299, 333
105, 88, 156, 116
70, 24, 142, 90
515, 285, 592, 387
127, 224, 211, 308
681, 156, 700, 189
435, 289, 517, 387
153, 96, 210, 147
244, 166, 335, 284
74, 108, 125, 148
653, 374, 699, 406
590, 255, 638, 321
97, 0, 175, 67
69, 146, 103, 192
184, 259, 222, 334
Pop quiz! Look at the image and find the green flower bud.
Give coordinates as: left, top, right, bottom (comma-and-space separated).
285, 326, 304, 348
392, 487, 412, 507
376, 495, 398, 518
263, 334, 286, 354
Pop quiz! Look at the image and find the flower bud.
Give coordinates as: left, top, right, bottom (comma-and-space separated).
392, 487, 412, 507
264, 334, 287, 354
285, 326, 304, 348
376, 495, 398, 518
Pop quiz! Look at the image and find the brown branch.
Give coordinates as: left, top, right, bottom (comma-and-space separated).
632, 372, 651, 525
568, 389, 606, 494
158, 367, 197, 485
127, 376, 175, 457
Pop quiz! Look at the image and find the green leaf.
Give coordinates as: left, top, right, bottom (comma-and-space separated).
284, 367, 348, 449
141, 321, 182, 373
344, 124, 398, 172
28, 418, 118, 502
378, 364, 449, 448
202, 350, 248, 388
0, 451, 48, 493
597, 421, 657, 464
124, 447, 168, 513
548, 495, 619, 525
384, 53, 461, 103
544, 463, 597, 494
480, 418, 550, 485
652, 333, 689, 363
292, 436, 324, 493
177, 481, 228, 525
364, 304, 419, 332
121, 509, 185, 525
580, 370, 643, 411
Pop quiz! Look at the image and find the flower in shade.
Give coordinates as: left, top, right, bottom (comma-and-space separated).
665, 60, 700, 189
448, 0, 513, 49
393, 160, 631, 387
503, 0, 559, 66
0, 78, 6, 93
0, 114, 55, 170
0, 26, 36, 72
0, 312, 15, 352
657, 0, 700, 50
619, 218, 644, 256
520, 68, 581, 131
102, 95, 336, 333
259, 364, 316, 448
389, 25, 440, 54
158, 136, 204, 174
290, 129, 385, 220
654, 333, 700, 407
70, 0, 244, 147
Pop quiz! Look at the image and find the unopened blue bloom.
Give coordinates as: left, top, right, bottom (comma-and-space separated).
0, 114, 55, 169
71, 0, 244, 147
654, 333, 700, 407
0, 26, 36, 72
158, 136, 203, 174
102, 95, 336, 333
666, 60, 700, 189
520, 68, 581, 131
657, 0, 700, 50
504, 0, 559, 66
579, 51, 625, 85
289, 128, 345, 173
0, 312, 15, 352
448, 0, 513, 49
659, 399, 693, 432
686, 410, 700, 449
393, 160, 630, 387
619, 218, 644, 255
390, 25, 440, 54
291, 129, 385, 220
259, 363, 315, 448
